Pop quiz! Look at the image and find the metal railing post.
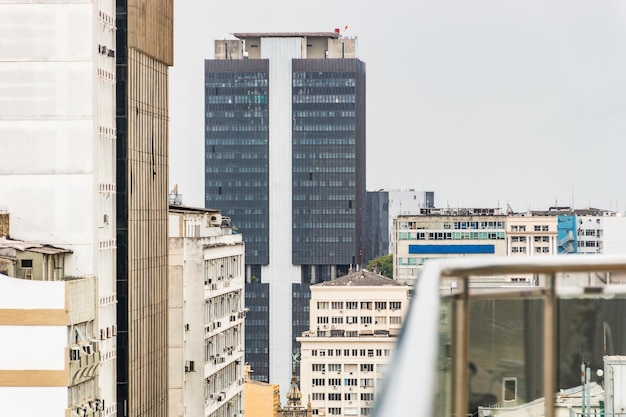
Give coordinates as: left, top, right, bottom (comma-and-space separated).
543, 273, 557, 417
453, 277, 470, 417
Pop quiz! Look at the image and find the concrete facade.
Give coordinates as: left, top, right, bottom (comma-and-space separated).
168, 206, 245, 417
0, 1, 117, 415
244, 365, 280, 417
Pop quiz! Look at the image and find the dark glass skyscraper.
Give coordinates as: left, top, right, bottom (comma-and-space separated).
205, 32, 366, 391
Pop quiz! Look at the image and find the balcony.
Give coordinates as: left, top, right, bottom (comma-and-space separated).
374, 255, 626, 417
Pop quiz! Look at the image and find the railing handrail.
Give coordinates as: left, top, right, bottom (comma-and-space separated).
373, 255, 626, 417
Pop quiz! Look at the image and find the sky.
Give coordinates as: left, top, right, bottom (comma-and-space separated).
169, 0, 626, 213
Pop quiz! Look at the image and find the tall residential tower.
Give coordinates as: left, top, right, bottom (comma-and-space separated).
204, 31, 366, 391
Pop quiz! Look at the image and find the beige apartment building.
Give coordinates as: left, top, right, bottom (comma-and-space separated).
298, 269, 410, 417
506, 215, 558, 257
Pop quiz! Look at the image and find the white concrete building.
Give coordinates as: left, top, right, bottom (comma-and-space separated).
297, 269, 410, 417
575, 212, 626, 255
0, 1, 117, 415
168, 206, 246, 417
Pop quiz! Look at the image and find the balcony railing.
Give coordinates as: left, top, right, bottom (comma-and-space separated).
374, 255, 626, 417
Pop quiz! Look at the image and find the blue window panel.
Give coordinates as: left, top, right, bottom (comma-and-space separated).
408, 244, 495, 255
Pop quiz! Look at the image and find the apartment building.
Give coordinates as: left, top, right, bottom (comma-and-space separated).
506, 215, 558, 256
0, 239, 106, 416
168, 206, 246, 417
298, 269, 410, 416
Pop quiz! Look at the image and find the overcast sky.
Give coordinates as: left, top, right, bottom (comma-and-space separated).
169, 0, 626, 213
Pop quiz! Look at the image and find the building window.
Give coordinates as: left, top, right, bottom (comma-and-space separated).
312, 379, 325, 386
312, 393, 325, 401
344, 378, 357, 386
328, 408, 342, 415
317, 302, 329, 309
331, 301, 343, 309
329, 393, 341, 401
360, 378, 374, 387
360, 316, 372, 324
346, 302, 358, 309
329, 364, 342, 372
360, 364, 374, 372
313, 364, 326, 372
374, 302, 387, 310
389, 302, 401, 310
360, 302, 372, 310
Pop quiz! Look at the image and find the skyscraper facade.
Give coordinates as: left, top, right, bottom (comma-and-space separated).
116, 1, 173, 415
204, 31, 366, 391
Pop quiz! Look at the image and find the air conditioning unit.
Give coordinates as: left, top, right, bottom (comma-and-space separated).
209, 214, 222, 226
70, 347, 81, 361
217, 394, 224, 401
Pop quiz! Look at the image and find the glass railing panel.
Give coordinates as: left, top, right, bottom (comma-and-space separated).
435, 298, 454, 417
468, 297, 545, 416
